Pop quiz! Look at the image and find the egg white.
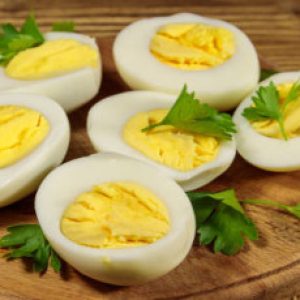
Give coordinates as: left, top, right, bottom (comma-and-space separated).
0, 32, 102, 112
87, 91, 236, 191
35, 153, 195, 285
113, 12, 259, 111
233, 71, 300, 171
0, 93, 70, 207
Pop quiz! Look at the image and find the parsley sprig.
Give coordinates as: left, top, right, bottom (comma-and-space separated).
142, 85, 236, 140
0, 224, 61, 273
259, 69, 278, 82
242, 80, 300, 140
0, 15, 44, 66
0, 15, 75, 66
187, 189, 258, 255
52, 21, 75, 32
188, 189, 300, 255
243, 199, 300, 219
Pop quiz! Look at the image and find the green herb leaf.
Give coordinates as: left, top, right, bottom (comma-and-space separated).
0, 224, 61, 273
242, 82, 281, 121
282, 80, 300, 111
8, 34, 37, 51
0, 14, 44, 66
20, 14, 44, 43
260, 69, 278, 82
243, 199, 300, 219
242, 81, 300, 140
142, 85, 236, 140
187, 189, 258, 255
52, 21, 75, 32
1, 24, 18, 38
50, 248, 62, 272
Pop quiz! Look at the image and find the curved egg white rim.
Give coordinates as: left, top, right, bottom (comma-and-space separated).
233, 71, 300, 170
0, 32, 101, 91
113, 12, 259, 101
35, 153, 196, 262
87, 90, 236, 183
0, 93, 70, 199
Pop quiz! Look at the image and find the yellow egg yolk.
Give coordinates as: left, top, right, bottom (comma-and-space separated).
0, 105, 49, 168
123, 109, 220, 171
5, 39, 98, 80
252, 83, 300, 139
150, 23, 235, 70
61, 181, 170, 249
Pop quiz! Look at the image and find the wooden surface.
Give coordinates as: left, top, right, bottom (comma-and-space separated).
0, 0, 299, 71
0, 1, 300, 300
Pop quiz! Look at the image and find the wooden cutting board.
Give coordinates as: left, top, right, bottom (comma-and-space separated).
0, 37, 299, 300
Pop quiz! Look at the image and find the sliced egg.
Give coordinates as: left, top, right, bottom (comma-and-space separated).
0, 32, 102, 112
0, 93, 70, 207
113, 12, 259, 110
233, 71, 300, 171
35, 153, 195, 285
87, 91, 236, 191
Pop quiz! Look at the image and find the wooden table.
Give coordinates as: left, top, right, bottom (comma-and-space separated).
0, 1, 299, 300
0, 0, 299, 71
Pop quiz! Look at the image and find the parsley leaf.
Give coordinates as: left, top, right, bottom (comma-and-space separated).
260, 69, 278, 82
187, 189, 258, 255
242, 81, 300, 140
243, 199, 300, 219
142, 85, 236, 140
20, 14, 44, 43
187, 189, 300, 255
0, 14, 44, 66
52, 21, 75, 32
282, 80, 300, 111
0, 224, 61, 273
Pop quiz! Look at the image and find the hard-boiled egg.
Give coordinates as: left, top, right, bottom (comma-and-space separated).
35, 153, 195, 285
87, 91, 236, 191
0, 32, 101, 112
0, 93, 70, 207
113, 13, 259, 110
233, 71, 300, 171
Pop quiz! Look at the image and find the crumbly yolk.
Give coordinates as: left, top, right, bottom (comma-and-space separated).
61, 181, 170, 249
5, 39, 98, 80
123, 109, 220, 171
150, 23, 235, 70
0, 105, 49, 168
252, 82, 300, 139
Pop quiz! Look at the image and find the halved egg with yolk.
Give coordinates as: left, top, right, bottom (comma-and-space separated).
0, 93, 70, 207
233, 71, 300, 171
35, 153, 196, 285
0, 32, 102, 112
113, 13, 259, 110
87, 91, 236, 191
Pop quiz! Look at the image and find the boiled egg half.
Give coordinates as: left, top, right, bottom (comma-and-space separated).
0, 93, 70, 207
113, 13, 259, 110
0, 32, 101, 112
233, 71, 300, 171
87, 91, 236, 191
35, 153, 196, 285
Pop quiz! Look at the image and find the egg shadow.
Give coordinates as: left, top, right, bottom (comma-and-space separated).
76, 271, 127, 295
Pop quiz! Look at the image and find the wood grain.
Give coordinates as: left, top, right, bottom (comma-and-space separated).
0, 1, 299, 299
0, 0, 299, 70
0, 36, 299, 300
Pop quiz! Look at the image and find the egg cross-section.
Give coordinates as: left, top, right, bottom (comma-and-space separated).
0, 93, 70, 207
35, 153, 196, 285
113, 13, 259, 110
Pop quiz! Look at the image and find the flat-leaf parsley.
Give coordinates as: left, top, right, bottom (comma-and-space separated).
0, 224, 61, 273
242, 80, 300, 140
187, 189, 258, 255
142, 85, 236, 140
